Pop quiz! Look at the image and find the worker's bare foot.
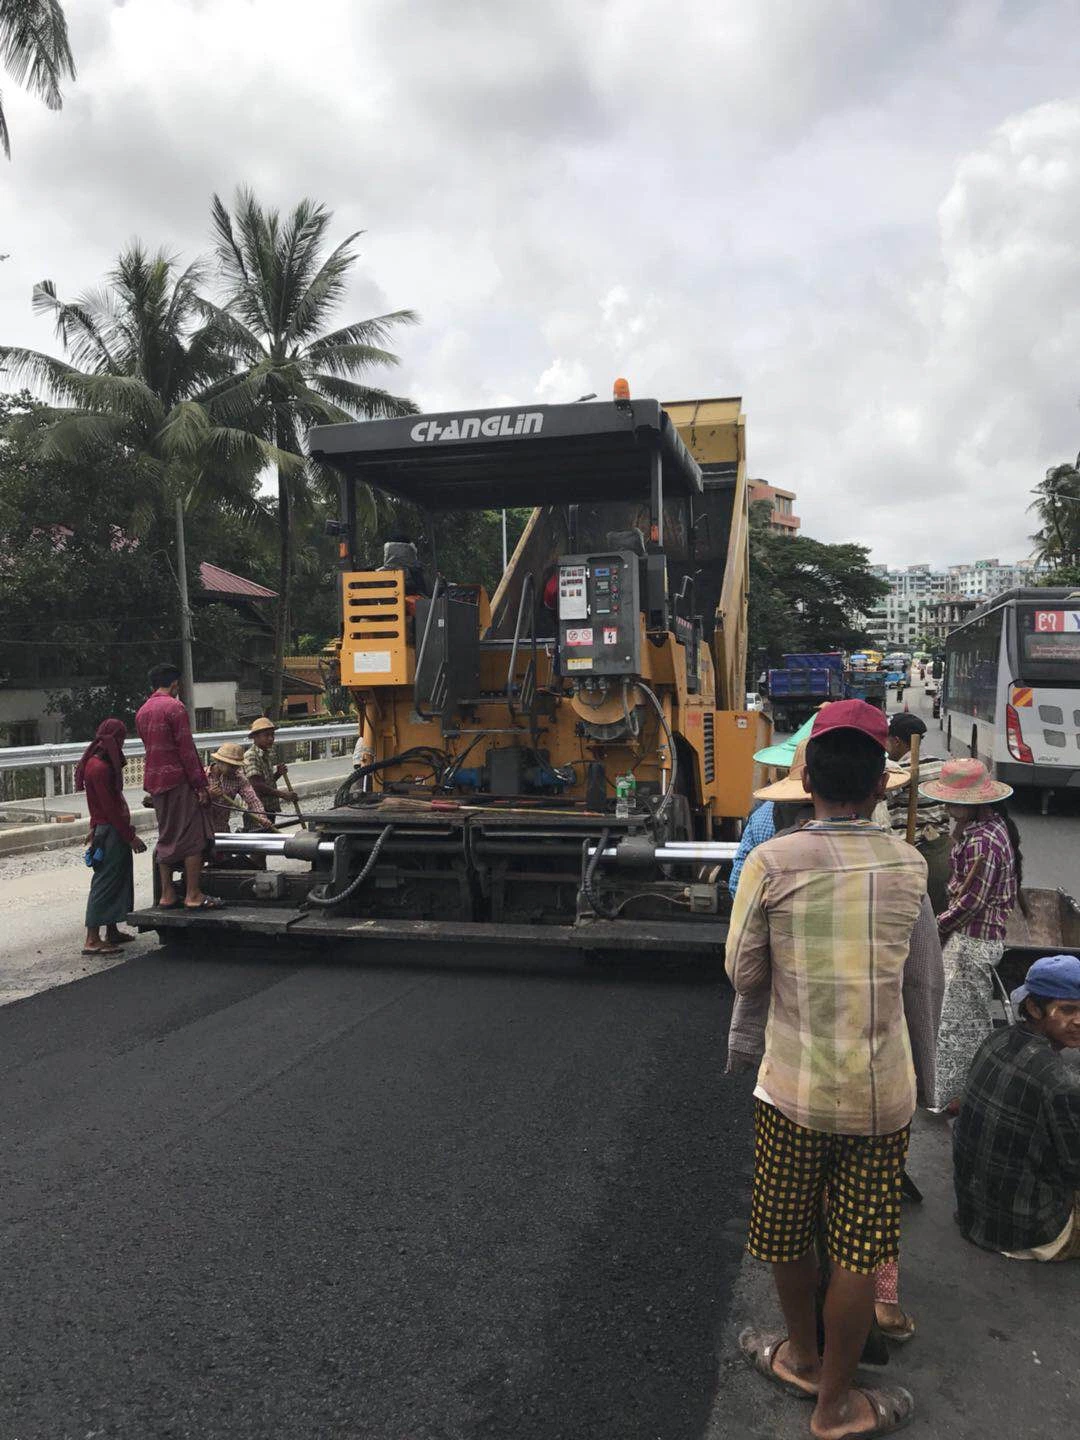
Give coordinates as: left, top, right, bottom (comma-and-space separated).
811, 1384, 914, 1438
105, 927, 138, 945
770, 1339, 821, 1396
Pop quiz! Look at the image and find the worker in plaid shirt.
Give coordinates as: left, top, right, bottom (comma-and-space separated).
954, 954, 1080, 1261
919, 757, 1021, 1111
728, 701, 943, 1440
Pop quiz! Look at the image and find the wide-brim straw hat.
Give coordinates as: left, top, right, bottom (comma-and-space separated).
754, 739, 909, 802
919, 756, 1012, 805
210, 741, 246, 767
248, 716, 276, 735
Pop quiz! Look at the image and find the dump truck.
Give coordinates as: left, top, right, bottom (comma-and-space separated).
764, 652, 845, 729
133, 388, 767, 959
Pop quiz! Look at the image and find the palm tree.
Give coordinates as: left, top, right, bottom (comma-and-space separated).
0, 0, 76, 158
203, 187, 418, 718
1030, 462, 1080, 571
0, 244, 291, 720
0, 243, 281, 531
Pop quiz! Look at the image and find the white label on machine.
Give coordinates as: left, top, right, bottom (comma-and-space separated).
353, 650, 392, 674
566, 657, 592, 671
565, 627, 593, 646
559, 565, 588, 620
603, 627, 618, 645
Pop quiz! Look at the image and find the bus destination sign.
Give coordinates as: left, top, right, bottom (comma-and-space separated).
1033, 610, 1080, 633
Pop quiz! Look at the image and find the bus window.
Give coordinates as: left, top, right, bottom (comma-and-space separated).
948, 607, 1003, 722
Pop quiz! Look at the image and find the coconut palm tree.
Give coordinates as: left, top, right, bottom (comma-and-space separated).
0, 242, 284, 532
203, 187, 418, 718
0, 0, 76, 158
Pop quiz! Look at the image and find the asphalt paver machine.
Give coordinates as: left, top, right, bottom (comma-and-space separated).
133, 389, 768, 958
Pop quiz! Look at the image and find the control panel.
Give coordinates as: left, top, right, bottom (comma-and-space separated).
556, 551, 641, 677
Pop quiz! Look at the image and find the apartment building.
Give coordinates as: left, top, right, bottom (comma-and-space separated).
858, 558, 1046, 649
748, 479, 800, 535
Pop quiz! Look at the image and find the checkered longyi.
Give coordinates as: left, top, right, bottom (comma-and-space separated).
747, 1100, 909, 1275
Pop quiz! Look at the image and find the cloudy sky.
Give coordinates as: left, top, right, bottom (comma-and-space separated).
3, 0, 1080, 566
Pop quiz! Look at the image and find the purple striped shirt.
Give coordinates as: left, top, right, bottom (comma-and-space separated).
938, 812, 1017, 943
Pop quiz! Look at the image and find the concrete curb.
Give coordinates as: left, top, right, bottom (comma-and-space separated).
0, 772, 351, 860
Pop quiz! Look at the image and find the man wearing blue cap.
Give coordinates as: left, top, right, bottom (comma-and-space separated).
954, 954, 1080, 1260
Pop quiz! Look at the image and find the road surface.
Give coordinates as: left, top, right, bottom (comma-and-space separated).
0, 950, 748, 1439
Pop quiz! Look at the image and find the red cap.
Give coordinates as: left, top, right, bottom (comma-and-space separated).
810, 699, 888, 749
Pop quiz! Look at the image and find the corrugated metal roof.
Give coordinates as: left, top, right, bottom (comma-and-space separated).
198, 561, 277, 600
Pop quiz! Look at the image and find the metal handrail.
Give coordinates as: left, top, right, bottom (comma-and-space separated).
0, 720, 358, 773
506, 572, 537, 721
412, 575, 446, 721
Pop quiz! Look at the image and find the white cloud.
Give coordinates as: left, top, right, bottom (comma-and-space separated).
3, 1, 1080, 568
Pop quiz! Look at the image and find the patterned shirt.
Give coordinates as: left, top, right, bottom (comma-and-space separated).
726, 819, 943, 1136
954, 1025, 1080, 1253
885, 756, 948, 842
937, 811, 1017, 942
728, 802, 776, 899
134, 692, 207, 794
243, 742, 282, 813
208, 768, 266, 833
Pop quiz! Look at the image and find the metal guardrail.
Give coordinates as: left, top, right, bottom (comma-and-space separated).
0, 721, 358, 772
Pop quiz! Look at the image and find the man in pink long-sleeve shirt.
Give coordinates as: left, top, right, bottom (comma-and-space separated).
134, 663, 218, 909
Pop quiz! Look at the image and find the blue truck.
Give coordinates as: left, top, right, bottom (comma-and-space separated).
765, 652, 845, 729
767, 650, 888, 728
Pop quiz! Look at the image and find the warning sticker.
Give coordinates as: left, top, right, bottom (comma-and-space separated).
566, 657, 592, 671
565, 627, 593, 646
353, 650, 392, 674
603, 627, 618, 646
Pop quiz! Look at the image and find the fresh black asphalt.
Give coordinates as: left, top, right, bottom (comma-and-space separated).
0, 948, 754, 1439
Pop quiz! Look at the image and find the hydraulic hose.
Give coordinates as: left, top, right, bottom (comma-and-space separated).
582, 826, 619, 919
635, 681, 678, 825
305, 824, 395, 909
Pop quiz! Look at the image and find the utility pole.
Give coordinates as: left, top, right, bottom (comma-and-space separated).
174, 495, 197, 730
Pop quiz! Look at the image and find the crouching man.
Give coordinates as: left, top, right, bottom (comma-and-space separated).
954, 954, 1080, 1261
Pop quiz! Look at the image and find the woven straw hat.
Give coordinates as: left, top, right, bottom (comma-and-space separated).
754, 738, 909, 802
210, 741, 246, 767
919, 756, 1012, 805
248, 716, 276, 735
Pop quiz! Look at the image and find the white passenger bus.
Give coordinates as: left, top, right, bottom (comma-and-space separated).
942, 587, 1080, 808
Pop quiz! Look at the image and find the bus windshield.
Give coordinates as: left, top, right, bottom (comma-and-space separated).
1015, 604, 1080, 682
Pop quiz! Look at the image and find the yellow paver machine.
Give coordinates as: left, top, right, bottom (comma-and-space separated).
134, 387, 769, 958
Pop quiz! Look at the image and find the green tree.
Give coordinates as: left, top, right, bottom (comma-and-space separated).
0, 0, 75, 159
0, 390, 276, 738
747, 500, 888, 676
0, 243, 281, 534
1030, 462, 1080, 570
203, 187, 418, 717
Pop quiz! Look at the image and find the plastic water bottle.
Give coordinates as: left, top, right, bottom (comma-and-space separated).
615, 773, 636, 819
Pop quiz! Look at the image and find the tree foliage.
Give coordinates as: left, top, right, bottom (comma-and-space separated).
0, 0, 75, 159
1030, 462, 1080, 571
0, 391, 271, 736
746, 500, 887, 677
203, 187, 418, 716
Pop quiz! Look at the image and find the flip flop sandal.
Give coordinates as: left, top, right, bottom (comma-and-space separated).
877, 1310, 916, 1343
81, 945, 120, 957
818, 1384, 915, 1439
183, 896, 226, 910
107, 934, 138, 945
156, 901, 180, 910
737, 1327, 819, 1401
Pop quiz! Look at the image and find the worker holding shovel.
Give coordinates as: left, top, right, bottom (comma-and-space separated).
243, 717, 303, 829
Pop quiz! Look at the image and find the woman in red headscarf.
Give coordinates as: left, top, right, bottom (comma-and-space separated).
75, 718, 147, 955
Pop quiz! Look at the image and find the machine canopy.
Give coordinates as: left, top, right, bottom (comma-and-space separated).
307, 399, 703, 511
